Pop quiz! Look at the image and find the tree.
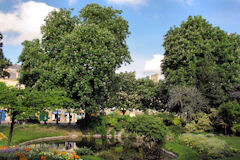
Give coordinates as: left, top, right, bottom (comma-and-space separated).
0, 33, 12, 78
154, 80, 169, 111
0, 82, 72, 145
136, 77, 157, 110
108, 72, 139, 114
168, 86, 207, 122
18, 39, 44, 87
161, 16, 240, 107
18, 4, 131, 115
218, 101, 240, 135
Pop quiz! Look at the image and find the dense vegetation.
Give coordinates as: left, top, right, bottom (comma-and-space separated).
1, 3, 240, 160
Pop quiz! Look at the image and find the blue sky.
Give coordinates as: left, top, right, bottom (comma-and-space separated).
1, 0, 240, 78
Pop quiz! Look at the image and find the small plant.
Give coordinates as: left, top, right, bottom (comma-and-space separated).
173, 118, 182, 127
75, 147, 94, 156
231, 123, 240, 136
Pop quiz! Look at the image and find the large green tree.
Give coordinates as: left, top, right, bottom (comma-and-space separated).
0, 33, 12, 78
161, 16, 240, 107
18, 4, 131, 114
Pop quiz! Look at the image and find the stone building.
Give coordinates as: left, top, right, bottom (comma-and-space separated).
151, 73, 159, 83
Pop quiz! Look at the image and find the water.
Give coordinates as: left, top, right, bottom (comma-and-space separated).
25, 137, 173, 160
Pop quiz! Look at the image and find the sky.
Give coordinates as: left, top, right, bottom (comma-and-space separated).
1, 0, 240, 78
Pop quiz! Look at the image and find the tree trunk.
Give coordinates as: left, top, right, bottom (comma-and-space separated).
225, 124, 227, 135
8, 112, 16, 146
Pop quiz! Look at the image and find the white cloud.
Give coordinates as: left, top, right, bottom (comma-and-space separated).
107, 0, 147, 5
68, 0, 77, 5
144, 54, 164, 74
0, 1, 57, 45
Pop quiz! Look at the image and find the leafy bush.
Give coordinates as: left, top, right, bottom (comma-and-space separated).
180, 133, 236, 159
157, 113, 174, 126
173, 118, 182, 127
231, 123, 240, 136
185, 112, 213, 133
185, 121, 198, 133
125, 114, 167, 144
75, 147, 94, 156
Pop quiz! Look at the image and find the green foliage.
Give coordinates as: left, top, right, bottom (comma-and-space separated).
125, 114, 167, 144
18, 4, 131, 114
184, 121, 198, 133
173, 118, 182, 127
136, 77, 157, 110
180, 133, 236, 159
0, 33, 12, 78
185, 112, 213, 133
75, 147, 94, 156
219, 101, 240, 134
231, 124, 240, 136
157, 112, 174, 126
162, 16, 240, 107
168, 85, 207, 122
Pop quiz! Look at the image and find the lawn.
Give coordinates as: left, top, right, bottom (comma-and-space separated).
217, 136, 240, 160
164, 142, 199, 160
0, 124, 82, 146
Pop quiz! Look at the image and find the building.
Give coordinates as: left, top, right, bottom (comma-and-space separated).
0, 64, 24, 89
0, 65, 83, 124
151, 73, 159, 83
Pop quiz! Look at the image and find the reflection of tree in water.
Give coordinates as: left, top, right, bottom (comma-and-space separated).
120, 139, 163, 160
75, 138, 164, 160
76, 137, 119, 152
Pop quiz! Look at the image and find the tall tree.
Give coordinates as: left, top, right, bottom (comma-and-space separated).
18, 4, 131, 115
0, 33, 12, 78
161, 16, 240, 107
168, 86, 207, 122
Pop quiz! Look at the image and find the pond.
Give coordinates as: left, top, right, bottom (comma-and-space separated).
24, 137, 174, 160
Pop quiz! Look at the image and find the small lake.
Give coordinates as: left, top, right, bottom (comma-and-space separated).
24, 137, 174, 160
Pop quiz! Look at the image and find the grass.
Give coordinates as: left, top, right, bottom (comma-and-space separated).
164, 142, 200, 160
0, 124, 82, 146
217, 136, 240, 160
81, 155, 104, 160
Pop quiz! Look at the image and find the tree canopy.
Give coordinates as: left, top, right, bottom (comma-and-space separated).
161, 16, 240, 107
18, 4, 131, 114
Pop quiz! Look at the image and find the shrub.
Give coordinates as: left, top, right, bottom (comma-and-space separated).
185, 112, 213, 133
185, 121, 198, 133
180, 133, 236, 159
157, 113, 174, 126
173, 118, 182, 127
75, 147, 94, 156
231, 123, 240, 136
125, 114, 167, 144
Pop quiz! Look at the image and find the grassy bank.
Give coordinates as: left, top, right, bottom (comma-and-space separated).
0, 124, 82, 146
164, 142, 199, 160
217, 136, 240, 160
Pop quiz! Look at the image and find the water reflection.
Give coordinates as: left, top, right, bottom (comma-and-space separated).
26, 137, 172, 160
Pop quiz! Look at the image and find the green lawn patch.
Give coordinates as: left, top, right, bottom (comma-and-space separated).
217, 136, 240, 160
164, 142, 199, 160
0, 124, 81, 146
81, 155, 104, 160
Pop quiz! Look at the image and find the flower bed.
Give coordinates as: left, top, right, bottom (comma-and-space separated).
0, 146, 83, 160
